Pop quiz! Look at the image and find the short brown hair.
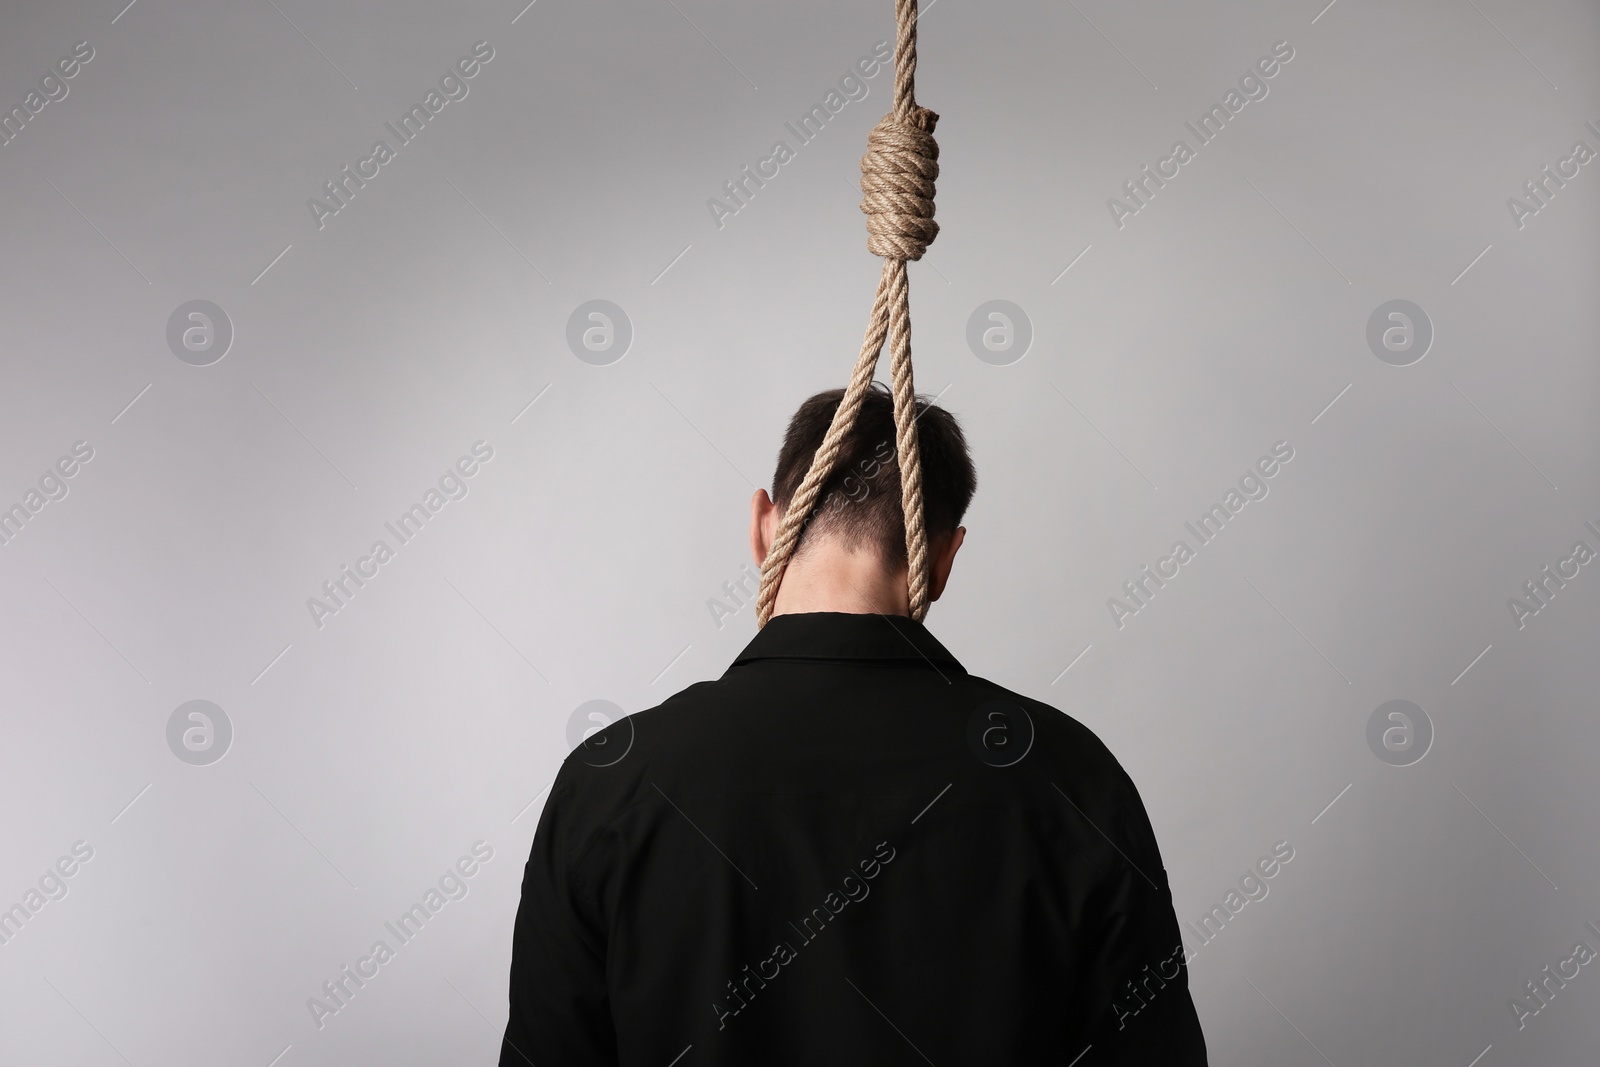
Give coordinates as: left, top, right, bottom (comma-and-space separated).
771, 383, 977, 567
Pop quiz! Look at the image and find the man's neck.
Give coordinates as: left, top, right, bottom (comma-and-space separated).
771, 543, 910, 617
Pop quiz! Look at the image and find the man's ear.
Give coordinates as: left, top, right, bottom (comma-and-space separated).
929, 525, 966, 602
750, 489, 779, 568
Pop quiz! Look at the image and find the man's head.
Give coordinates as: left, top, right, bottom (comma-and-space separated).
750, 383, 977, 616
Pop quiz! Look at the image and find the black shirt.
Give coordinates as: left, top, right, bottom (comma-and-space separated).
502, 612, 1207, 1066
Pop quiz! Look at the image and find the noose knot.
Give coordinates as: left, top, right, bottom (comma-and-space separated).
859, 105, 940, 261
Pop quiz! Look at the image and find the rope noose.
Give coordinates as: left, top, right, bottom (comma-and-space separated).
755, 0, 939, 628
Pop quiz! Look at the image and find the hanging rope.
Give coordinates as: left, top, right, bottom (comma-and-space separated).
756, 0, 939, 628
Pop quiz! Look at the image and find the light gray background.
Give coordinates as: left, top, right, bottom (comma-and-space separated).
2, 0, 1596, 1064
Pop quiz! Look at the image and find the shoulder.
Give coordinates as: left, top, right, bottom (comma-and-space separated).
536, 679, 738, 879
544, 680, 721, 810
956, 674, 1131, 781
953, 673, 1157, 845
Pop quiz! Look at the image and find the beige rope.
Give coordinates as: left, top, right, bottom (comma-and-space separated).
756, 0, 938, 627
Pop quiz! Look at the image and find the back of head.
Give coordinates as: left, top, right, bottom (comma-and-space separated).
771, 383, 977, 568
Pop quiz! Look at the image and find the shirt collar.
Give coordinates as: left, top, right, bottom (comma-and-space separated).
729, 611, 966, 673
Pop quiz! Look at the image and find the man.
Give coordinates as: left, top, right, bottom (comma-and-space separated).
502, 383, 1208, 1065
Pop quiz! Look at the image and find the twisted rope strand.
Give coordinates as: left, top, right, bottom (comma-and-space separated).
884, 261, 929, 617
756, 0, 937, 627
890, 0, 918, 117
